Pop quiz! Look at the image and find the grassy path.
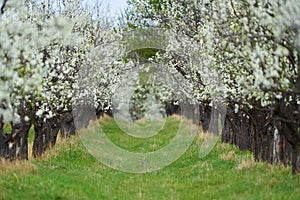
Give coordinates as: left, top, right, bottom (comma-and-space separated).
0, 117, 299, 199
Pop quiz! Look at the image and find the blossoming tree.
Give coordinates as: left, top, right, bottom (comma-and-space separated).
0, 0, 120, 159
125, 0, 300, 173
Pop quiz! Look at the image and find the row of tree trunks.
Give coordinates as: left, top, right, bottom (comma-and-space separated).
0, 102, 98, 161
1, 98, 298, 175
32, 116, 60, 157
0, 106, 77, 160
32, 110, 77, 157
211, 99, 299, 174
275, 96, 300, 174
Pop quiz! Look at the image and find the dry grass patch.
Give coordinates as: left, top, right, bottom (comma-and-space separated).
0, 159, 38, 175
220, 150, 236, 161
35, 135, 80, 161
197, 127, 205, 139
135, 118, 151, 126
217, 143, 234, 151
98, 114, 113, 123
236, 159, 255, 170
169, 114, 183, 121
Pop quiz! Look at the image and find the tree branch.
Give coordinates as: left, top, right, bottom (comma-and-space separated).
1, 0, 8, 14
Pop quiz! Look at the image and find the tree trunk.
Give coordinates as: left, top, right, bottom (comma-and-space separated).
222, 118, 231, 143
199, 104, 211, 131
32, 116, 60, 157
60, 111, 76, 138
274, 96, 300, 174
292, 146, 300, 174
0, 101, 32, 160
73, 104, 96, 130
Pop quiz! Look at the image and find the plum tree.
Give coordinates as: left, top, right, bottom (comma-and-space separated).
125, 0, 300, 173
0, 0, 120, 159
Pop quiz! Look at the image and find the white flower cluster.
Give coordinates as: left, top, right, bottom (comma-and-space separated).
127, 0, 299, 111
2, 0, 299, 125
0, 0, 119, 123
0, 0, 78, 122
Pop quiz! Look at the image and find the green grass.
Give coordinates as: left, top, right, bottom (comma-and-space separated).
0, 116, 299, 200
101, 117, 179, 152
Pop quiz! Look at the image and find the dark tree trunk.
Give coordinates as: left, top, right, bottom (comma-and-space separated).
278, 136, 293, 166
32, 116, 60, 157
60, 111, 76, 138
221, 108, 253, 152
9, 122, 31, 160
0, 101, 32, 160
221, 105, 282, 164
274, 96, 300, 174
292, 146, 300, 174
0, 119, 6, 156
199, 104, 211, 131
165, 102, 181, 116
73, 104, 96, 130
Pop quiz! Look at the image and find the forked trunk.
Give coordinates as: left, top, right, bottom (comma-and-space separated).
32, 116, 60, 157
